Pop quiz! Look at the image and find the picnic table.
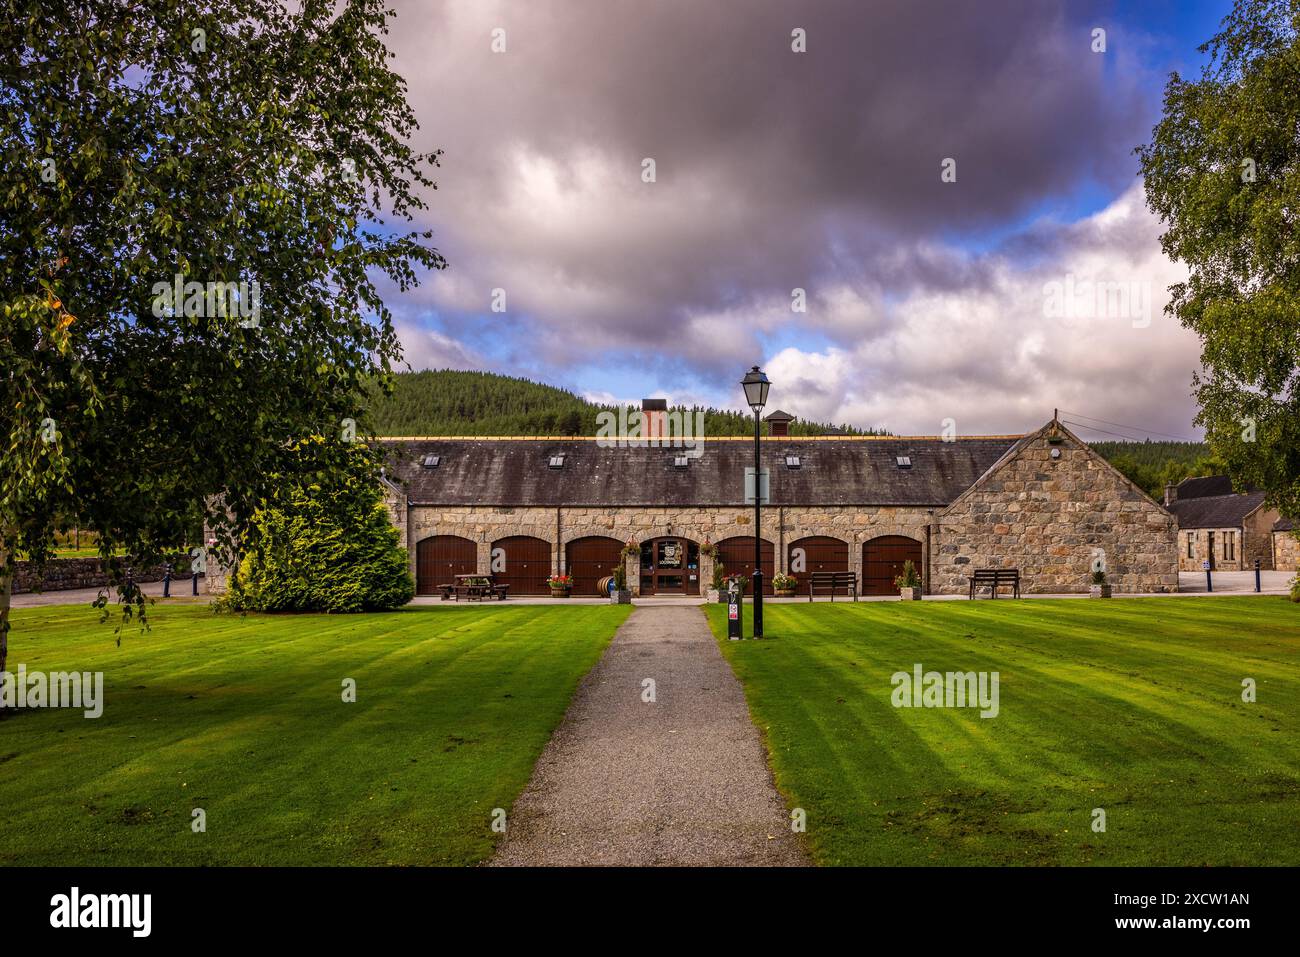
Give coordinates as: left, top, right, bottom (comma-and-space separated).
439, 574, 510, 601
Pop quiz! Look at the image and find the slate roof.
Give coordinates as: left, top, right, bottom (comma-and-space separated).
1275, 517, 1293, 532
1176, 475, 1259, 499
381, 436, 1020, 507
1168, 491, 1268, 529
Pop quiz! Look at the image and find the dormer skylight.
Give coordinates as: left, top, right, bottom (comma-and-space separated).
785, 454, 801, 469
548, 454, 565, 469
896, 455, 912, 469
673, 455, 690, 469
421, 454, 440, 468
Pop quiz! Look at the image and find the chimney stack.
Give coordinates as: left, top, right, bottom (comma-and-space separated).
1164, 482, 1177, 507
641, 398, 667, 440
764, 409, 795, 437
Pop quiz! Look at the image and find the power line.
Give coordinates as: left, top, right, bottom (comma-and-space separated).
1057, 409, 1200, 443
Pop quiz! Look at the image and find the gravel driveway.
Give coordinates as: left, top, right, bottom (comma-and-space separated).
491, 604, 809, 866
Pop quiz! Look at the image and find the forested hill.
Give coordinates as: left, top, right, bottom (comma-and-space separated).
1090, 440, 1217, 500
365, 370, 881, 437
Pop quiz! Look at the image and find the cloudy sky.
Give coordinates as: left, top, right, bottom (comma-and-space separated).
379, 0, 1229, 439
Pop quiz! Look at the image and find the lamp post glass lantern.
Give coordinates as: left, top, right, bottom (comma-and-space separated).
741, 365, 769, 638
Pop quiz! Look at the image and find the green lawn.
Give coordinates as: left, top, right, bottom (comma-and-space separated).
705, 597, 1300, 866
0, 601, 631, 866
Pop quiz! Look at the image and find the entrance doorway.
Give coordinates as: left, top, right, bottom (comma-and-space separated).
639, 538, 699, 595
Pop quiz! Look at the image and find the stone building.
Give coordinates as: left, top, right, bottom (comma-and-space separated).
381, 414, 1178, 597
1272, 518, 1299, 572
1164, 476, 1280, 571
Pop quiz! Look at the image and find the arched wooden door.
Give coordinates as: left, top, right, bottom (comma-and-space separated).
566, 536, 624, 596
716, 536, 775, 595
416, 535, 477, 595
787, 536, 849, 592
491, 536, 551, 595
862, 535, 922, 596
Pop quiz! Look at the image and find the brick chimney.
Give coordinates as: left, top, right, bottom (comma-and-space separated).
641, 398, 667, 439
764, 409, 795, 437
1164, 482, 1177, 507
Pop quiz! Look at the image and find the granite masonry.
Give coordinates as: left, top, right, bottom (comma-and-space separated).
374, 417, 1180, 597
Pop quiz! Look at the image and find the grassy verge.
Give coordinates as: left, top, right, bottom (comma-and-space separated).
705, 597, 1300, 865
1, 602, 631, 865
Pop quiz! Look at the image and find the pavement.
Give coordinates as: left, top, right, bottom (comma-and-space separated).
490, 604, 809, 867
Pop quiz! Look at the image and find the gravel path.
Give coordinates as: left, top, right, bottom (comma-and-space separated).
491, 605, 808, 866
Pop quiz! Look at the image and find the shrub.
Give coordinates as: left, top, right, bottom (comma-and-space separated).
223, 437, 413, 613
1290, 567, 1300, 603
1092, 569, 1107, 585
893, 560, 922, 590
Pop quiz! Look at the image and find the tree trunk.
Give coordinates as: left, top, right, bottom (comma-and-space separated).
0, 538, 11, 692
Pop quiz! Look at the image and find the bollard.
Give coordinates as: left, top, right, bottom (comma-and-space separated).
727, 582, 743, 641
162, 564, 172, 599
1255, 559, 1261, 593
192, 572, 199, 596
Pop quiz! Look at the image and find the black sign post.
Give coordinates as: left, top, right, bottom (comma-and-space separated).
1255, 558, 1261, 593
727, 582, 743, 641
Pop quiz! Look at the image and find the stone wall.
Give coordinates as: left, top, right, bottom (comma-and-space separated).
1243, 506, 1278, 570
932, 425, 1178, 594
12, 556, 191, 594
406, 503, 936, 595
1273, 530, 1300, 573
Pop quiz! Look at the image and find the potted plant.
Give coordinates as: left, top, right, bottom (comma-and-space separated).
772, 572, 797, 597
700, 539, 717, 558
893, 560, 922, 600
610, 564, 631, 604
547, 573, 573, 598
707, 561, 726, 602
1090, 569, 1111, 598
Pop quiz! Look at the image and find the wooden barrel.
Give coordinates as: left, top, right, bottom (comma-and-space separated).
596, 575, 614, 596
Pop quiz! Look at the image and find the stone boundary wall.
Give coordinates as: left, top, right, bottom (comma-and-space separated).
1273, 530, 1300, 573
12, 556, 194, 594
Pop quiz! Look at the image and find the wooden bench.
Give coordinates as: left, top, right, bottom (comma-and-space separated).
968, 569, 1020, 599
809, 570, 858, 601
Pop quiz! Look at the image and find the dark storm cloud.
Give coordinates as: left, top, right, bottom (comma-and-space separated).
377, 0, 1199, 437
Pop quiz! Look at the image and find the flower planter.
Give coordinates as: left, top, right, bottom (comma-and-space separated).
706, 588, 720, 603
1089, 584, 1112, 598
550, 588, 571, 599
609, 589, 632, 604
775, 587, 796, 598
899, 587, 922, 601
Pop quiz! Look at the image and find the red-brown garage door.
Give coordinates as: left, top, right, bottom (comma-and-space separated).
862, 535, 922, 596
492, 536, 551, 595
566, 536, 624, 596
416, 535, 477, 595
788, 536, 849, 593
716, 536, 775, 595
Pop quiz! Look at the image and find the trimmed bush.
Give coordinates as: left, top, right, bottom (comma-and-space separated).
224, 437, 414, 613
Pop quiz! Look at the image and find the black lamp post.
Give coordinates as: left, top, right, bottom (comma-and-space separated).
741, 365, 770, 639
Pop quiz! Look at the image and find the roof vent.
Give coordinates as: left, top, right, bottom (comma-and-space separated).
421, 454, 440, 468
896, 455, 912, 469
548, 453, 565, 469
785, 454, 801, 469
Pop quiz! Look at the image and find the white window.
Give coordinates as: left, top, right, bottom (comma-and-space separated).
896, 455, 912, 469
785, 455, 801, 469
548, 454, 565, 469
421, 454, 440, 468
